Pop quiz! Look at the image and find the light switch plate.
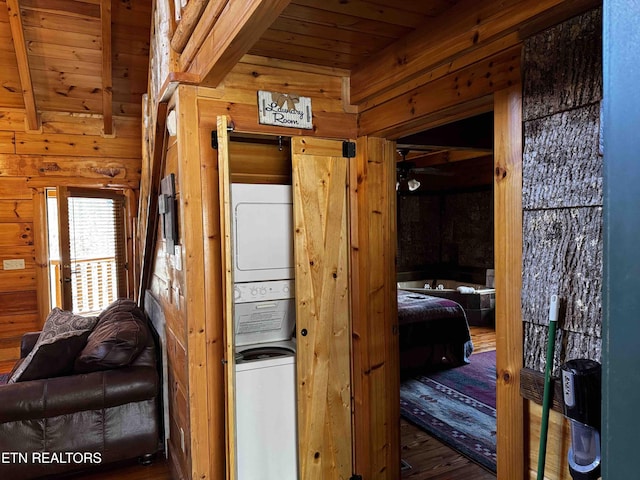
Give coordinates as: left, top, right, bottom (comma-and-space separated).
3, 259, 25, 270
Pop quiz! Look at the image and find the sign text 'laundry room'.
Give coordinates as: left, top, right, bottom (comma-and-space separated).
258, 90, 313, 129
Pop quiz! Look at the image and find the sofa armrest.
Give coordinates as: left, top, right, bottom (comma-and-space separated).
0, 366, 158, 423
20, 332, 41, 358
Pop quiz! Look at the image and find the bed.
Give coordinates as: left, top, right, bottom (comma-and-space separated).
397, 289, 474, 373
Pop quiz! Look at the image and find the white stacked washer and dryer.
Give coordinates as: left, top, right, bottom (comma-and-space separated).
231, 183, 298, 480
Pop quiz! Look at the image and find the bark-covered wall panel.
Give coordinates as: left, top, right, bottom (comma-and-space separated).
522, 7, 603, 373
397, 190, 493, 275
524, 323, 601, 376
396, 195, 441, 271
522, 207, 602, 373
523, 104, 602, 209
523, 8, 602, 121
442, 191, 493, 268
522, 208, 602, 335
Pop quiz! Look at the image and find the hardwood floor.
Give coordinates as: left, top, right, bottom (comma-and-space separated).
65, 458, 172, 480
469, 325, 498, 354
400, 325, 497, 480
400, 420, 495, 480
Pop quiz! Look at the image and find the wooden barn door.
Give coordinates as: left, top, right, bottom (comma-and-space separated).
291, 137, 353, 480
215, 116, 237, 480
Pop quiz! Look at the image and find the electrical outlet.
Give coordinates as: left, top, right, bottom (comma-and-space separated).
3, 259, 25, 270
180, 428, 185, 452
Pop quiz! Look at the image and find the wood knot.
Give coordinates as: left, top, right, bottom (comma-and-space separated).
314, 451, 320, 459
495, 166, 508, 180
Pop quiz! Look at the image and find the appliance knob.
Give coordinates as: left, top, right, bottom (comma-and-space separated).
259, 287, 267, 295
234, 286, 241, 300
283, 286, 290, 293
250, 287, 258, 296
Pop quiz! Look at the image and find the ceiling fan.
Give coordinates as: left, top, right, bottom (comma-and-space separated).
396, 148, 452, 192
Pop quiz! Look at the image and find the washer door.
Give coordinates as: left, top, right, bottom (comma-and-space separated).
237, 346, 295, 362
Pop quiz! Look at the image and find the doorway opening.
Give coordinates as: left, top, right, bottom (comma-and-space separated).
46, 188, 128, 315
394, 111, 497, 477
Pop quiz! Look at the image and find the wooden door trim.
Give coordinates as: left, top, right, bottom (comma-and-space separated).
56, 186, 72, 311
33, 188, 51, 326
216, 115, 237, 480
494, 84, 524, 479
383, 86, 525, 479
350, 136, 400, 479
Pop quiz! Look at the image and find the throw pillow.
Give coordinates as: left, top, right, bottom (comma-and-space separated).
98, 298, 145, 322
74, 308, 149, 373
8, 308, 98, 383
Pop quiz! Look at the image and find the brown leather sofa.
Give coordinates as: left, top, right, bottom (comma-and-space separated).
0, 300, 161, 479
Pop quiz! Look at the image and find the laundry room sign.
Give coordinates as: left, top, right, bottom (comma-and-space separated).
258, 90, 313, 129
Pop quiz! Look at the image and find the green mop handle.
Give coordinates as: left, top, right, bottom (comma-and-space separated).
537, 294, 560, 480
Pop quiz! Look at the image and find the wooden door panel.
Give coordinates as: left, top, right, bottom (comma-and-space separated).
292, 137, 352, 480
215, 115, 237, 480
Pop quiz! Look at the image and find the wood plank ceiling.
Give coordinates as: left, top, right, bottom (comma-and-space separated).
1, 0, 151, 132
249, 0, 460, 70
246, 0, 491, 188
1, 0, 487, 180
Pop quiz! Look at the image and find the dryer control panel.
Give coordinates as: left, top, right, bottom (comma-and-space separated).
234, 279, 295, 303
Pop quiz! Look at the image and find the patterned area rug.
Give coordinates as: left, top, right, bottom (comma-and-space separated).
400, 350, 497, 472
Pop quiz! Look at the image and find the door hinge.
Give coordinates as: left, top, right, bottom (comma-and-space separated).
211, 124, 235, 149
350, 475, 363, 480
342, 140, 356, 158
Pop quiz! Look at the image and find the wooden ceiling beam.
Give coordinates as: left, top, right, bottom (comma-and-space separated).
171, 0, 209, 54
405, 150, 494, 168
358, 46, 521, 137
19, 0, 101, 19
350, 0, 601, 104
6, 0, 39, 131
184, 0, 291, 87
101, 0, 113, 135
179, 0, 229, 74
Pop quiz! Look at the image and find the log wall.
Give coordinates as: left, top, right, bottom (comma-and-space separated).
0, 111, 142, 371
0, 180, 35, 371
521, 8, 603, 480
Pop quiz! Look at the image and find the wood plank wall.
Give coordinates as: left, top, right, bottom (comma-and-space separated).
351, 136, 399, 479
0, 110, 142, 371
147, 122, 192, 480
194, 57, 356, 478
521, 8, 603, 480
0, 181, 36, 371
143, 55, 357, 479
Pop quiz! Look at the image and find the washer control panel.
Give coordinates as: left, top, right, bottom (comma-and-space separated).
234, 279, 295, 303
